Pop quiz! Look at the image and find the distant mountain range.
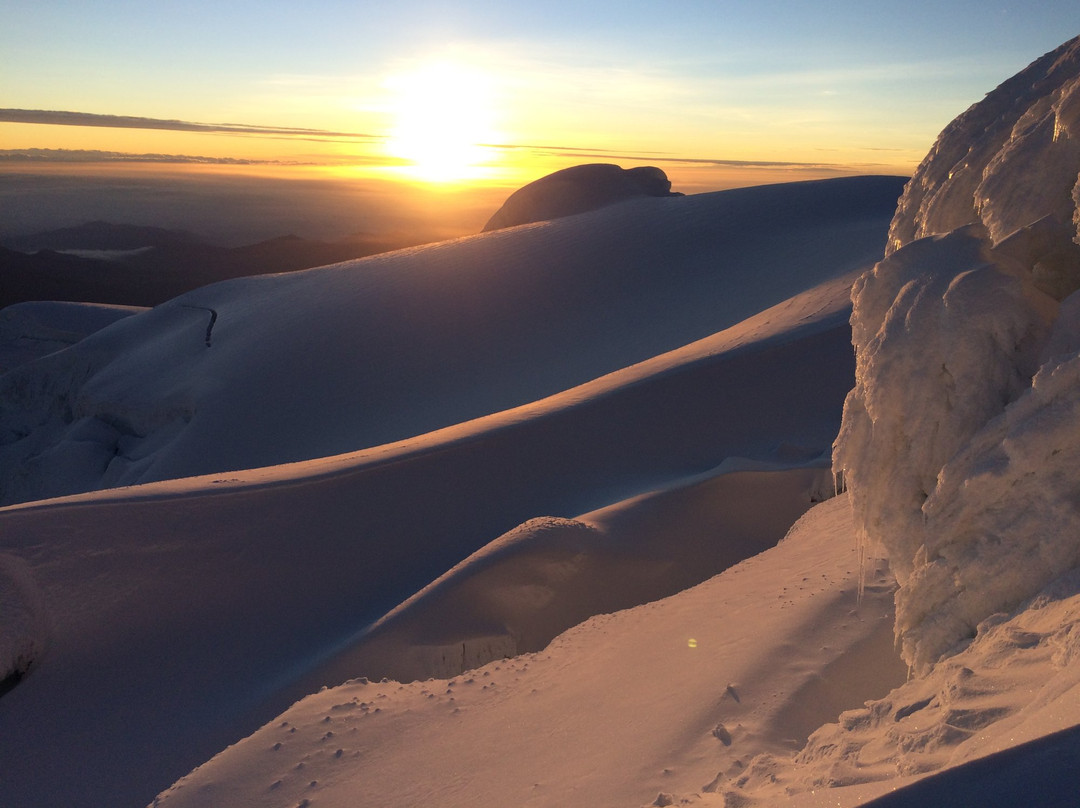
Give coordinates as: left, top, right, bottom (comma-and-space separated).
0, 221, 425, 308
3, 221, 204, 252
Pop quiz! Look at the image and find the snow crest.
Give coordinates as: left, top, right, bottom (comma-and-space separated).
836, 36, 1080, 671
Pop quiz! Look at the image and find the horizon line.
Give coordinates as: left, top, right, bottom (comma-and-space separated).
0, 109, 908, 174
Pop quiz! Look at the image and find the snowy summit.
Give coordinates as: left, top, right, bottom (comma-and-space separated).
2, 34, 1080, 808
482, 163, 683, 231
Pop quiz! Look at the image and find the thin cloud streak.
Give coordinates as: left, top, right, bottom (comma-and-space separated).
0, 148, 310, 165
0, 109, 382, 141
483, 142, 855, 170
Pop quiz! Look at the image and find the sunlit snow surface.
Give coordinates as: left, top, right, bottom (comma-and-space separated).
0, 176, 900, 808
0, 177, 898, 507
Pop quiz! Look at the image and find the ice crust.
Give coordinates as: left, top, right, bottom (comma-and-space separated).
837, 35, 1080, 671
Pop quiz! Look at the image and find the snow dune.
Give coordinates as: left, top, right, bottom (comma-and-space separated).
0, 176, 900, 808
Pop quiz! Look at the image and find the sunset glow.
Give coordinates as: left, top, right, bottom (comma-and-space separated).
382, 61, 501, 183
3, 1, 1080, 241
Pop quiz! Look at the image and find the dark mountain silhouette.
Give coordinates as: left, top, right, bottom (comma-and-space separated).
0, 228, 424, 308
3, 221, 203, 252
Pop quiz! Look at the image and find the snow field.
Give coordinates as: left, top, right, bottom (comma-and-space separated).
0, 177, 899, 808
151, 495, 904, 808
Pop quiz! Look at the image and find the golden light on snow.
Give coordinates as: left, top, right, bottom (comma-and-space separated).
382, 60, 501, 183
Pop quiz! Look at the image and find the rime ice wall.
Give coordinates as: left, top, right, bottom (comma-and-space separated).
888, 37, 1080, 260
836, 36, 1080, 671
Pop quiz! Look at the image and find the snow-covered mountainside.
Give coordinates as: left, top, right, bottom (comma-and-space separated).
835, 33, 1080, 671
0, 176, 900, 508
0, 300, 143, 374
0, 177, 896, 808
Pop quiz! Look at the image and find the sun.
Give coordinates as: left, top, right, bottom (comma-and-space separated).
383, 61, 501, 183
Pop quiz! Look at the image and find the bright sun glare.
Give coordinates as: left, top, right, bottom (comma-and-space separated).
383, 61, 501, 183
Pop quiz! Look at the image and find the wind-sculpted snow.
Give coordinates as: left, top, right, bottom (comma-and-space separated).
835, 228, 1056, 586
898, 333, 1080, 669
888, 35, 1080, 266
481, 163, 681, 231
709, 565, 1080, 806
836, 37, 1080, 671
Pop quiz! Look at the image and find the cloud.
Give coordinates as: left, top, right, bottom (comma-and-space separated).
0, 109, 382, 141
483, 141, 849, 171
0, 144, 852, 175
0, 148, 305, 165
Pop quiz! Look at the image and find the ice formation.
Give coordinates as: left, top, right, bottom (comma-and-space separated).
836, 35, 1080, 671
887, 36, 1080, 258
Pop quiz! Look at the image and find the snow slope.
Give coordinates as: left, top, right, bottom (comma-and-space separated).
152, 496, 904, 808
0, 300, 143, 374
0, 177, 895, 808
152, 499, 1080, 808
0, 176, 902, 507
10, 36, 1080, 808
